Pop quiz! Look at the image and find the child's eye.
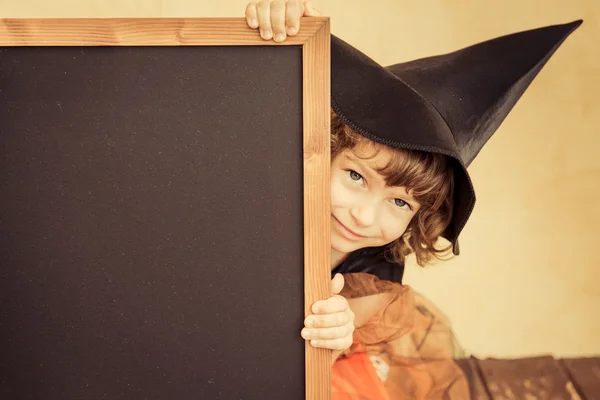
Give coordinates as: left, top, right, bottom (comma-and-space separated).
348, 170, 363, 182
394, 198, 412, 210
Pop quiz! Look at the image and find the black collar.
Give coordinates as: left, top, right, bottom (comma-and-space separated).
331, 245, 404, 284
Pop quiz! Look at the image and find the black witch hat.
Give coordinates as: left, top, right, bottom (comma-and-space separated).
330, 20, 582, 255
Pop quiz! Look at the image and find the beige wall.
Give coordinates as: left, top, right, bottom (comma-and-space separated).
3, 0, 598, 358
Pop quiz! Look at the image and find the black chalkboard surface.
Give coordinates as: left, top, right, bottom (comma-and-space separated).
0, 18, 331, 400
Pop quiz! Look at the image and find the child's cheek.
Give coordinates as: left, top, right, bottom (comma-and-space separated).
330, 175, 347, 209
381, 217, 410, 243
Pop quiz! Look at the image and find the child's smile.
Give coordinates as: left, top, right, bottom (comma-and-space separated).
332, 215, 369, 242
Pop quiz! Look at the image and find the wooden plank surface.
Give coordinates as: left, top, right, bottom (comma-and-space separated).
0, 17, 327, 46
302, 18, 332, 400
560, 358, 600, 400
457, 357, 492, 400
476, 356, 581, 400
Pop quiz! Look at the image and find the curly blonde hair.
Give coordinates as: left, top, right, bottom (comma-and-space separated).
330, 112, 454, 267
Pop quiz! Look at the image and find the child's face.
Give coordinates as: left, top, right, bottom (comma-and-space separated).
330, 143, 421, 256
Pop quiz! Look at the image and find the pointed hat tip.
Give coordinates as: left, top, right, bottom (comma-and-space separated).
543, 19, 583, 35
558, 19, 584, 39
564, 19, 584, 31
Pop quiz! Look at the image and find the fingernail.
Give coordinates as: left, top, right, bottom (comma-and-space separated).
250, 19, 258, 27
311, 340, 319, 346
301, 329, 310, 339
312, 305, 320, 313
287, 27, 297, 35
262, 30, 272, 39
274, 33, 285, 42
306, 318, 313, 328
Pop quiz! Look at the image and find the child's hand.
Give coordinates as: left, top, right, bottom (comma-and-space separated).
245, 0, 321, 42
302, 274, 355, 359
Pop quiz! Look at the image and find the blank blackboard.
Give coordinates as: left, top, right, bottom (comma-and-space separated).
0, 18, 331, 400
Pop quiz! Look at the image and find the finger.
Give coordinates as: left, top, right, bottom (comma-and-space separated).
303, 1, 322, 16
331, 273, 344, 295
285, 0, 302, 36
270, 0, 287, 42
245, 2, 259, 28
305, 310, 351, 329
312, 294, 347, 314
310, 337, 353, 351
301, 324, 353, 340
256, 0, 273, 40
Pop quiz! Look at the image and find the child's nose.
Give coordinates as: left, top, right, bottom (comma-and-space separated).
349, 204, 378, 228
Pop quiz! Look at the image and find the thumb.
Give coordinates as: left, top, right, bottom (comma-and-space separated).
331, 273, 344, 295
303, 1, 322, 16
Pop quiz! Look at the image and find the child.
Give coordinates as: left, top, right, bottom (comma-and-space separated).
245, 1, 582, 398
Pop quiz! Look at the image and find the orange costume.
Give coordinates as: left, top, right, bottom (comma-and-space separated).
332, 274, 468, 399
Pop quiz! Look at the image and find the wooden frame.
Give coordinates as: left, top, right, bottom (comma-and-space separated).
0, 18, 331, 399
